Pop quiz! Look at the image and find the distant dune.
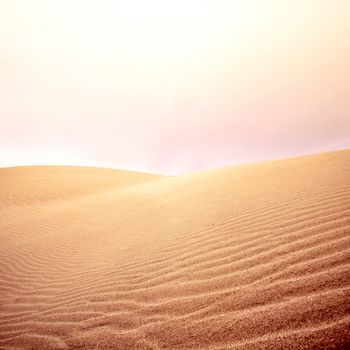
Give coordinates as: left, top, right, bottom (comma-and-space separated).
0, 151, 349, 349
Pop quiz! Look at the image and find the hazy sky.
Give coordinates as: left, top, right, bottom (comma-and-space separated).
1, 0, 349, 174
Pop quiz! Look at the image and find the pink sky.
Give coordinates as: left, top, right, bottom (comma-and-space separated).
1, 0, 350, 175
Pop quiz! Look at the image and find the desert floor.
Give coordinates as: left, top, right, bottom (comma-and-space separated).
0, 150, 349, 349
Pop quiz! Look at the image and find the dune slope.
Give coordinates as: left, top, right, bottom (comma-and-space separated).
0, 151, 350, 349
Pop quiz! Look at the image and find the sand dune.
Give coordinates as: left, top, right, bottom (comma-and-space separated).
0, 150, 350, 349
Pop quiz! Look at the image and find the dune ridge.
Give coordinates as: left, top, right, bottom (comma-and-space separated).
0, 150, 350, 349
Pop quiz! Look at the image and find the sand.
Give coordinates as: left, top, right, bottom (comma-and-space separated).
0, 150, 349, 349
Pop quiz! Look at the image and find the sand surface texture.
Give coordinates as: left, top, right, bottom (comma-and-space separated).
1, 151, 350, 349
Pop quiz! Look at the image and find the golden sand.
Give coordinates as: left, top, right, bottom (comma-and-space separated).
0, 151, 349, 349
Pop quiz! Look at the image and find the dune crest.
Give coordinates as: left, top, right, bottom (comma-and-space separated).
1, 151, 350, 349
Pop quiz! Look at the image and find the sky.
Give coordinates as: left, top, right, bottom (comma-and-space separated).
1, 0, 350, 175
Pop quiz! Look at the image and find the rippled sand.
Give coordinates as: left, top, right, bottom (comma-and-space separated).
1, 150, 349, 349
